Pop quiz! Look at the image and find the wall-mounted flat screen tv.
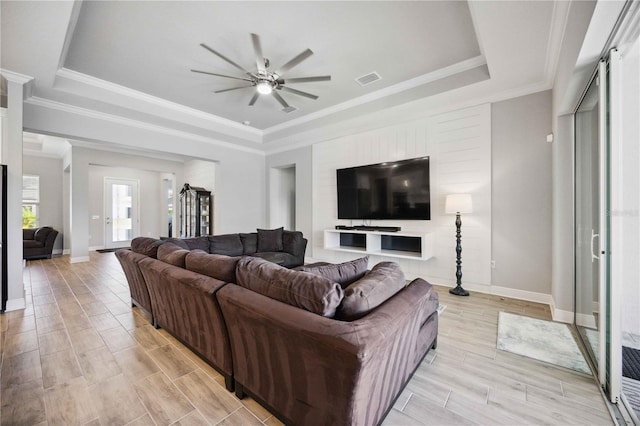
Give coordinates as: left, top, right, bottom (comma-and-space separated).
337, 157, 430, 220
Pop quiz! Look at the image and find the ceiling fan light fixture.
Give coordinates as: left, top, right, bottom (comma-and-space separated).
256, 80, 273, 95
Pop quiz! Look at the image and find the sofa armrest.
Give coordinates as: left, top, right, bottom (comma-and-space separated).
282, 231, 307, 267
217, 278, 435, 426
138, 257, 233, 377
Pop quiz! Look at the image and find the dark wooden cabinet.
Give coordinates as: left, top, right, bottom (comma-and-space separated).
179, 183, 212, 237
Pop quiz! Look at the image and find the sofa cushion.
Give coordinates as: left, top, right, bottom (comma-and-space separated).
182, 237, 210, 252
257, 227, 283, 252
239, 233, 258, 254
209, 234, 244, 256
282, 230, 303, 255
250, 251, 297, 267
23, 228, 37, 240
185, 251, 240, 283
34, 227, 52, 243
160, 237, 189, 250
337, 261, 406, 321
131, 237, 164, 259
23, 240, 44, 249
157, 242, 191, 268
298, 256, 369, 288
236, 257, 344, 317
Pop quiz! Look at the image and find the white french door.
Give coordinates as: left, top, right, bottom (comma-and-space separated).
104, 178, 139, 249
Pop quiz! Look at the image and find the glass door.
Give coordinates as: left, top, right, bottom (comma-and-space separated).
574, 70, 605, 373
104, 178, 139, 249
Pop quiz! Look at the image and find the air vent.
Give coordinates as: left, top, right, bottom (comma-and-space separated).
355, 71, 381, 86
282, 106, 297, 113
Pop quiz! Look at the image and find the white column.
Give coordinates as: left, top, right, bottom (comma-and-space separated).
70, 147, 90, 263
0, 70, 33, 311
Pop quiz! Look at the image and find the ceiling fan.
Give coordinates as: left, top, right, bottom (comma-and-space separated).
191, 33, 331, 110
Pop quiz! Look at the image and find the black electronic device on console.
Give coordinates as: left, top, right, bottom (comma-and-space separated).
335, 225, 356, 230
353, 225, 401, 232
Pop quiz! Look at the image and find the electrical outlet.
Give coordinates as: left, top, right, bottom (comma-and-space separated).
491, 260, 496, 269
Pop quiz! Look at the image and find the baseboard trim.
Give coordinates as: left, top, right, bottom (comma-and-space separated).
70, 256, 90, 264
52, 249, 63, 255
483, 285, 554, 306
63, 249, 70, 255
89, 246, 105, 251
5, 297, 26, 312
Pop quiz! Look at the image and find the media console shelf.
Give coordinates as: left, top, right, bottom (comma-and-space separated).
324, 229, 433, 261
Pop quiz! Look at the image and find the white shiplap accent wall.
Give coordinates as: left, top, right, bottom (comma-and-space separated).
312, 104, 492, 288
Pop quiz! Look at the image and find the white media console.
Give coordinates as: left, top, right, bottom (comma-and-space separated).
323, 229, 434, 261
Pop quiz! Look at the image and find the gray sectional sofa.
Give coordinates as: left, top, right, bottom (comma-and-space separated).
116, 233, 439, 425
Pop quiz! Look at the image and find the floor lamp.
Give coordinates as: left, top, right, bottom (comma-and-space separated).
445, 194, 473, 296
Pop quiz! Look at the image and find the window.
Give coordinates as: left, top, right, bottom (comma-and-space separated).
22, 175, 39, 228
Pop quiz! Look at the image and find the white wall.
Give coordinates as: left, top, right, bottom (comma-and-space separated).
266, 146, 313, 246
269, 166, 296, 231
491, 90, 553, 295
22, 154, 64, 252
88, 165, 166, 248
66, 146, 184, 261
615, 34, 640, 336
182, 159, 216, 234
312, 104, 492, 289
23, 102, 266, 239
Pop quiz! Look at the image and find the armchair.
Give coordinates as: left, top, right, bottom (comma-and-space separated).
23, 226, 59, 260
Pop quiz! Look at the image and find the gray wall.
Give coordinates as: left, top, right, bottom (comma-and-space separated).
23, 154, 64, 252
265, 146, 312, 249
492, 90, 553, 294
88, 165, 165, 248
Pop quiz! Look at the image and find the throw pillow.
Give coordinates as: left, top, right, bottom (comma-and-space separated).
131, 237, 164, 258
157, 242, 190, 268
257, 227, 284, 252
185, 251, 240, 283
236, 257, 344, 317
337, 261, 406, 321
298, 256, 369, 288
209, 234, 244, 256
239, 233, 258, 254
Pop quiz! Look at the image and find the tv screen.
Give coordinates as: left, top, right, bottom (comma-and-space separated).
337, 157, 430, 220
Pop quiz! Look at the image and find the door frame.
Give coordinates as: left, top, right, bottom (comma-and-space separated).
103, 177, 139, 249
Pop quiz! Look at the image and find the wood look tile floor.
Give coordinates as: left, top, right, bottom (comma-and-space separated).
0, 253, 614, 425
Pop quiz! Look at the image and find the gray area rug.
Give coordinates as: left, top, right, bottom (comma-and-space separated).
497, 311, 591, 374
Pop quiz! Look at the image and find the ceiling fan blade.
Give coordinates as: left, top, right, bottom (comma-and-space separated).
214, 85, 253, 93
250, 33, 266, 74
271, 91, 290, 108
275, 49, 313, 75
279, 86, 318, 100
248, 92, 259, 106
283, 76, 331, 83
191, 69, 252, 82
200, 43, 252, 76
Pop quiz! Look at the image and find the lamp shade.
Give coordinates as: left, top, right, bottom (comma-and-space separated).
445, 194, 473, 214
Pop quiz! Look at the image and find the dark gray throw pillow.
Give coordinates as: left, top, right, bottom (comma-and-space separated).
257, 227, 283, 252
337, 261, 406, 321
298, 256, 369, 288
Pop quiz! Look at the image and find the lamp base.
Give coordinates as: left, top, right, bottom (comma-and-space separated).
449, 285, 470, 297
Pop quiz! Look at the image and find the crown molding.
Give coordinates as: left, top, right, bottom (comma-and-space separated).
26, 96, 266, 156
54, 67, 263, 140
263, 55, 487, 136
0, 69, 34, 84
544, 0, 572, 87
264, 79, 552, 155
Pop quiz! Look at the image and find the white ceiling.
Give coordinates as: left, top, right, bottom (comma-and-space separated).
1, 0, 569, 152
